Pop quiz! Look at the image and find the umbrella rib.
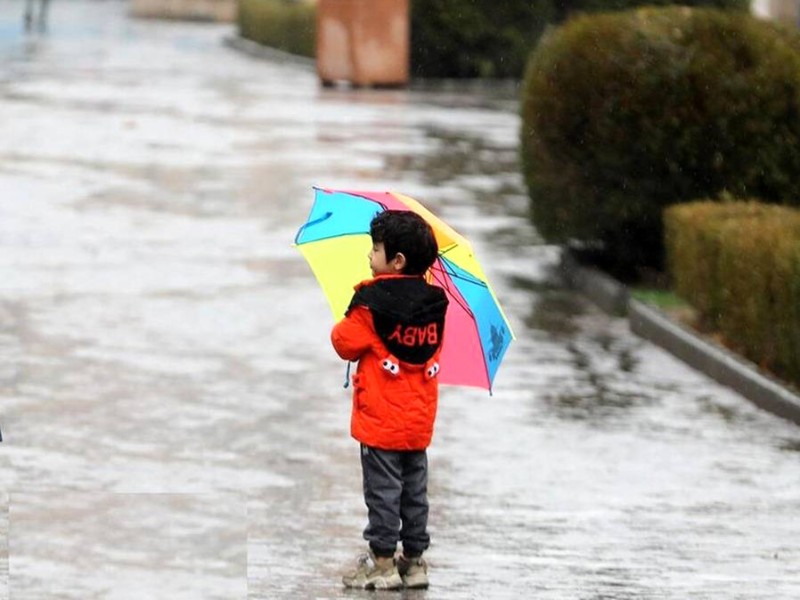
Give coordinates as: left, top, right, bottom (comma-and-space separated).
430, 263, 474, 317
295, 192, 388, 244
431, 260, 487, 290
294, 211, 333, 243
439, 244, 460, 255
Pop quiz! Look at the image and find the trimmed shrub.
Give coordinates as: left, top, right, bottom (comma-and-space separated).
521, 8, 800, 274
238, 0, 316, 58
665, 201, 800, 386
411, 0, 554, 78
552, 0, 748, 22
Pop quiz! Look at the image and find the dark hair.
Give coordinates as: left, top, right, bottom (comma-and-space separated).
370, 210, 439, 275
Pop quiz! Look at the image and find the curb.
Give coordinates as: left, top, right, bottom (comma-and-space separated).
559, 250, 800, 426
559, 250, 629, 316
222, 36, 316, 71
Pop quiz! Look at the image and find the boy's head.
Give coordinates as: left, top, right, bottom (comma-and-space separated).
369, 210, 438, 276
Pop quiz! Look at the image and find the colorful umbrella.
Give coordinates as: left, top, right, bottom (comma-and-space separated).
294, 187, 514, 392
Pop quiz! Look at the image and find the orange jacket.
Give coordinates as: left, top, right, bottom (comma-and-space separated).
331, 275, 448, 450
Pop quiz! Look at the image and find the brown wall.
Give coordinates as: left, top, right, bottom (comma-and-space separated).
316, 0, 409, 87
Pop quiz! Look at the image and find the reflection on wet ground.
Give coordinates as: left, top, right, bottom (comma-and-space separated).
0, 2, 799, 599
11, 493, 246, 599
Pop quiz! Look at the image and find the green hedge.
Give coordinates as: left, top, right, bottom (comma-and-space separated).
411, 0, 554, 78
521, 8, 800, 275
665, 201, 800, 386
552, 0, 748, 22
410, 0, 746, 79
237, 0, 316, 58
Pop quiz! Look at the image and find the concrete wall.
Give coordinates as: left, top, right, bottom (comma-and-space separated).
129, 0, 237, 22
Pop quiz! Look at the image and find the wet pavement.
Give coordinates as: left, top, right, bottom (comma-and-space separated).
0, 2, 799, 599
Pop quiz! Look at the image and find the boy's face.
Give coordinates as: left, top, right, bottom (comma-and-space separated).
369, 242, 403, 276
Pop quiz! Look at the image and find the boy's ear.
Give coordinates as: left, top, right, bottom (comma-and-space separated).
392, 252, 407, 272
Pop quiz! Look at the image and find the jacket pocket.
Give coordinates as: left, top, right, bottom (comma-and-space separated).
352, 373, 371, 414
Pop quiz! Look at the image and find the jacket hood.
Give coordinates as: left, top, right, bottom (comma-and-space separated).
348, 275, 448, 322
347, 275, 448, 364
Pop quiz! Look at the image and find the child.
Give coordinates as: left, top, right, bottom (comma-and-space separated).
331, 210, 448, 590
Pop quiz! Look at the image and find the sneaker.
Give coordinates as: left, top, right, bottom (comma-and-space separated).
397, 555, 429, 589
342, 552, 403, 590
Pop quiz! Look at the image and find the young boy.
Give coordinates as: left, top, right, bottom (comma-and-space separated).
331, 210, 449, 590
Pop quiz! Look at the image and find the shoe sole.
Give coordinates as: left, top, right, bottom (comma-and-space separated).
403, 577, 429, 590
365, 576, 403, 590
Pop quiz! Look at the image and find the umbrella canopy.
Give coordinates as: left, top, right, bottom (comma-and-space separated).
294, 187, 514, 392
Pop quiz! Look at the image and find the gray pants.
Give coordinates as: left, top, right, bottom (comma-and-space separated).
360, 444, 430, 558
